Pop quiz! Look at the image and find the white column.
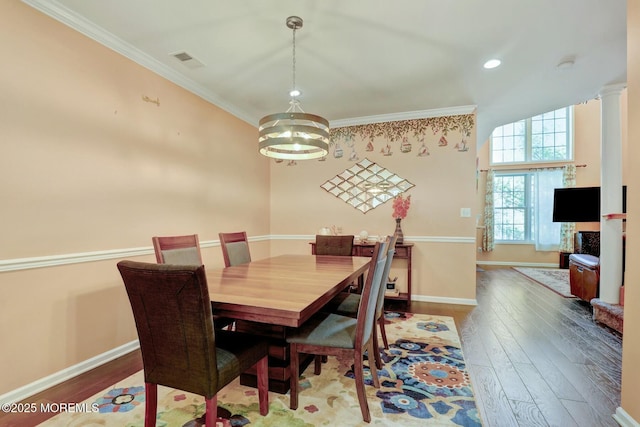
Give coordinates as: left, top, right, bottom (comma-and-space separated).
599, 84, 626, 304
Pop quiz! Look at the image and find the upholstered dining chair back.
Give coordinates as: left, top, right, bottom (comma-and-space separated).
219, 231, 251, 267
375, 234, 397, 321
117, 260, 269, 425
118, 261, 219, 395
152, 234, 203, 265
314, 235, 355, 256
357, 237, 390, 349
323, 235, 396, 358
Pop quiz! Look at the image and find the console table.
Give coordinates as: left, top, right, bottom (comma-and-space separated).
310, 241, 413, 305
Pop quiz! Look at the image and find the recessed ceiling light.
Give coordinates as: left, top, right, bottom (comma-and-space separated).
483, 59, 501, 69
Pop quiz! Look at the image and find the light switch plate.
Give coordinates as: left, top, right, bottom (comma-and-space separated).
460, 208, 471, 217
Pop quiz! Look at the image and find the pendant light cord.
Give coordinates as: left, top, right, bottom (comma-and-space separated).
292, 24, 297, 96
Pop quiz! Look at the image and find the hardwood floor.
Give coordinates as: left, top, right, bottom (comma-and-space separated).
0, 268, 622, 426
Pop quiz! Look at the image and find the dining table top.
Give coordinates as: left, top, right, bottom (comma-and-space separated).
206, 254, 371, 327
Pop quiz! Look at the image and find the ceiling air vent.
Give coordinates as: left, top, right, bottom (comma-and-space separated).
170, 51, 204, 69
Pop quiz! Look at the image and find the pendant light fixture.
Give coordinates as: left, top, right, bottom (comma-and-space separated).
258, 16, 329, 160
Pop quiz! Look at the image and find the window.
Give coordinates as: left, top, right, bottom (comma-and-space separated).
489, 107, 571, 246
491, 107, 573, 165
493, 170, 563, 246
493, 173, 534, 241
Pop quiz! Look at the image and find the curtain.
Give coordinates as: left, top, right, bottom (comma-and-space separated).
482, 169, 495, 252
559, 165, 577, 252
535, 169, 563, 251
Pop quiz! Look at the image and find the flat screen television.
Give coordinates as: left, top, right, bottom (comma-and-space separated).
552, 186, 626, 222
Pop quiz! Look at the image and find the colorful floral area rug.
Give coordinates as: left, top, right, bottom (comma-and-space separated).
39, 312, 481, 426
513, 267, 574, 298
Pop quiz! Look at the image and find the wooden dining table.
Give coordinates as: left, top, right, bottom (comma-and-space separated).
206, 253, 371, 392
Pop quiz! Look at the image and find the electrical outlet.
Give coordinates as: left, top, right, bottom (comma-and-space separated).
460, 207, 471, 217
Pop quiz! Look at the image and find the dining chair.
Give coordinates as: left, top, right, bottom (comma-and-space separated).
117, 261, 269, 427
316, 234, 358, 293
152, 234, 203, 265
287, 237, 389, 423
314, 235, 355, 256
324, 235, 397, 370
219, 231, 251, 267
153, 234, 234, 330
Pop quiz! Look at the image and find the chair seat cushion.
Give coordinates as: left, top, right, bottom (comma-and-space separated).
569, 253, 599, 269
287, 312, 357, 349
324, 292, 360, 316
215, 331, 268, 389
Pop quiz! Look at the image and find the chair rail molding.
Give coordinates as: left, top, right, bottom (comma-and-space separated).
0, 234, 471, 272
273, 234, 475, 244
0, 236, 271, 272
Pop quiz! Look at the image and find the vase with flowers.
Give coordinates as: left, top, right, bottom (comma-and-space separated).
391, 194, 411, 245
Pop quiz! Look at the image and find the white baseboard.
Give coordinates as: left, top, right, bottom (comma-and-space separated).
412, 294, 478, 306
613, 407, 640, 427
476, 261, 559, 268
0, 340, 139, 405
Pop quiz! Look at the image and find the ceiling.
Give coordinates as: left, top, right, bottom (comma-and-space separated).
24, 0, 627, 143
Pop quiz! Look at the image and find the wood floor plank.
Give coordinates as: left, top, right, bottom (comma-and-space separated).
513, 362, 578, 427
487, 311, 531, 364
469, 307, 534, 403
508, 399, 548, 427
561, 398, 619, 427
468, 364, 520, 427
459, 310, 493, 368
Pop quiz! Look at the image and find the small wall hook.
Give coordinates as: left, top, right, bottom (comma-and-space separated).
142, 95, 160, 107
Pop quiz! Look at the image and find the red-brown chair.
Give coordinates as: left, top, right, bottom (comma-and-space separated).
314, 235, 355, 256
152, 234, 203, 265
152, 234, 234, 329
117, 261, 269, 427
287, 237, 390, 423
324, 235, 398, 369
219, 231, 251, 267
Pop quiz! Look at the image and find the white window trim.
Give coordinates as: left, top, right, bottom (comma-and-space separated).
493, 171, 536, 244
489, 106, 575, 167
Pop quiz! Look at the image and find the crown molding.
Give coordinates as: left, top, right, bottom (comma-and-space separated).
20, 0, 256, 126
330, 105, 477, 128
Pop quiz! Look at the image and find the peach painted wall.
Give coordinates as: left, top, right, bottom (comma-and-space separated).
475, 94, 628, 266
620, 0, 639, 422
269, 121, 479, 302
0, 3, 270, 395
